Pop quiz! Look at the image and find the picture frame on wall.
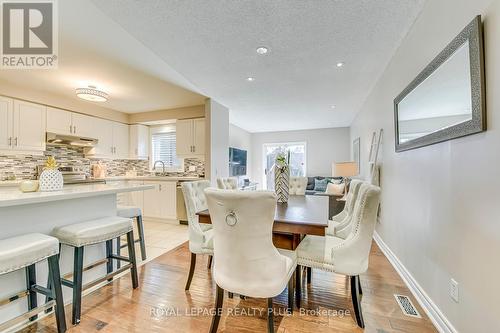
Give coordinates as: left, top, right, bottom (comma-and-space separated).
353, 137, 360, 174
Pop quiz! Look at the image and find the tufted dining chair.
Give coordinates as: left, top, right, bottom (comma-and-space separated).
289, 176, 307, 195
216, 177, 239, 190
204, 189, 297, 333
181, 180, 214, 290
296, 183, 381, 328
326, 179, 363, 239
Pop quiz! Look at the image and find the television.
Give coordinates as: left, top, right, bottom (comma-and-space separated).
229, 147, 247, 176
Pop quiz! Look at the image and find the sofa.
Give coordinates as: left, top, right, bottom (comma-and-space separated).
303, 176, 346, 218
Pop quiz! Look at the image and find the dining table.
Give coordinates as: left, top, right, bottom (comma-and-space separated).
196, 194, 329, 250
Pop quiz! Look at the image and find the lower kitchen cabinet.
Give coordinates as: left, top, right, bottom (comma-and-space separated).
143, 181, 177, 221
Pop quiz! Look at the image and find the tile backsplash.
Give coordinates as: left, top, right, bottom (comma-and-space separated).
0, 145, 205, 180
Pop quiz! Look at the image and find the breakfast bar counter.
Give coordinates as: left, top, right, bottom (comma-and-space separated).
0, 182, 154, 326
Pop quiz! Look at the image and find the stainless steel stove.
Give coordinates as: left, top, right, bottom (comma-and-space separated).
36, 165, 106, 185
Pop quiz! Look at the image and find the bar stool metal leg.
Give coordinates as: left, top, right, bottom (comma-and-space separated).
25, 264, 38, 321
72, 246, 84, 325
48, 254, 67, 333
136, 215, 147, 261
126, 231, 139, 289
116, 236, 121, 269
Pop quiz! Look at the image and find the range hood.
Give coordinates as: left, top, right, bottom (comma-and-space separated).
46, 132, 98, 147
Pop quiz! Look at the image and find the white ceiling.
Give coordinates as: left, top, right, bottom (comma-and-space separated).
0, 0, 206, 113
91, 0, 426, 132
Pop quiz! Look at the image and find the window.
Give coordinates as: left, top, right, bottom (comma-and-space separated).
151, 126, 183, 171
262, 142, 307, 189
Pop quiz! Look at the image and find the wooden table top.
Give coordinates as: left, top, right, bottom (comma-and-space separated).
197, 194, 329, 237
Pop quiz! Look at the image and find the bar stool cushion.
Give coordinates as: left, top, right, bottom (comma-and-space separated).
117, 205, 142, 218
0, 233, 59, 275
53, 216, 133, 247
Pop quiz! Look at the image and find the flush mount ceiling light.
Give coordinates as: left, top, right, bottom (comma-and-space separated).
256, 46, 269, 54
246, 77, 255, 82
336, 62, 345, 68
75, 86, 108, 102
331, 105, 336, 109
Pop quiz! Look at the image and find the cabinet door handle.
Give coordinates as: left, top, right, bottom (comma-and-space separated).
70, 125, 72, 133
8, 137, 12, 146
14, 137, 18, 146
73, 126, 76, 134
159, 184, 162, 191
193, 145, 195, 153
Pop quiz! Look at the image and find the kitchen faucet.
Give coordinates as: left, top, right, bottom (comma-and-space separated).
153, 160, 166, 174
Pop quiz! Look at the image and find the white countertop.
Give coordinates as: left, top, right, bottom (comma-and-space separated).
0, 182, 154, 208
105, 176, 203, 181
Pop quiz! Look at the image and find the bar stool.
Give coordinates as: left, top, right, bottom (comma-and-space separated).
116, 205, 146, 267
0, 233, 66, 333
52, 216, 138, 325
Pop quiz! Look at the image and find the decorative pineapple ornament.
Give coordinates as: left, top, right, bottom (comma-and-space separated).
39, 156, 64, 191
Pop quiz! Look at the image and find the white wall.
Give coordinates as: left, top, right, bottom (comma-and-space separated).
350, 0, 499, 332
205, 99, 229, 185
251, 127, 350, 186
229, 124, 252, 178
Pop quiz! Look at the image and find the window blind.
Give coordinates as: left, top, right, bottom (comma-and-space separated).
151, 131, 179, 167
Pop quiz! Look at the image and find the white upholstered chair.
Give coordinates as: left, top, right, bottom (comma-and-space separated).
216, 177, 238, 190
181, 180, 214, 290
296, 183, 381, 328
289, 176, 307, 195
204, 189, 297, 333
326, 179, 363, 239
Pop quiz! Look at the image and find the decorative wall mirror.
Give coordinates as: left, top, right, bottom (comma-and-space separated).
394, 15, 486, 152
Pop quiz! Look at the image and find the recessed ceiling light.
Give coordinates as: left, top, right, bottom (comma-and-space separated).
256, 47, 268, 55
246, 77, 255, 82
76, 85, 108, 102
336, 62, 345, 68
331, 105, 336, 109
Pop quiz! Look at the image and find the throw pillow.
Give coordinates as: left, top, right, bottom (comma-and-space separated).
326, 182, 345, 195
313, 178, 329, 192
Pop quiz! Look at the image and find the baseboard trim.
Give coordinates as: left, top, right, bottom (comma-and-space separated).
373, 232, 457, 333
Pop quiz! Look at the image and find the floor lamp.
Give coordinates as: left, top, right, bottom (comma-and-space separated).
332, 162, 359, 200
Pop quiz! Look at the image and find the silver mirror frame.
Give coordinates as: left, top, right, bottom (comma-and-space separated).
394, 15, 486, 153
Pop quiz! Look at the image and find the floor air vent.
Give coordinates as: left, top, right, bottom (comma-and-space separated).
394, 294, 421, 318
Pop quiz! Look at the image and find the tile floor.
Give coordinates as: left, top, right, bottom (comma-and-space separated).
120, 219, 189, 265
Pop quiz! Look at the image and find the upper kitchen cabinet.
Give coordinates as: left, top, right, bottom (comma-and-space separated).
113, 122, 129, 159
0, 97, 13, 150
176, 118, 205, 157
0, 98, 46, 153
86, 119, 129, 159
129, 124, 149, 160
46, 108, 96, 138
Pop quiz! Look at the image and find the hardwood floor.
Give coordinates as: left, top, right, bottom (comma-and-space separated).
20, 241, 437, 333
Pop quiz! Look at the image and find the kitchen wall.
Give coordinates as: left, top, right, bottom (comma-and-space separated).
0, 145, 205, 180
349, 0, 499, 331
251, 127, 350, 186
205, 99, 229, 185
229, 124, 252, 179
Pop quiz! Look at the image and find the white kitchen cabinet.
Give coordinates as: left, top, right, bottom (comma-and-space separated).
46, 108, 97, 138
143, 181, 177, 221
88, 118, 114, 157
113, 122, 129, 159
129, 124, 149, 160
192, 118, 205, 155
86, 120, 129, 159
71, 113, 96, 138
176, 118, 205, 157
46, 107, 72, 135
0, 96, 13, 150
0, 98, 45, 153
13, 100, 46, 152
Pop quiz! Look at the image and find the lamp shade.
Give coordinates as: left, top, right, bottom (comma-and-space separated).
332, 162, 359, 177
